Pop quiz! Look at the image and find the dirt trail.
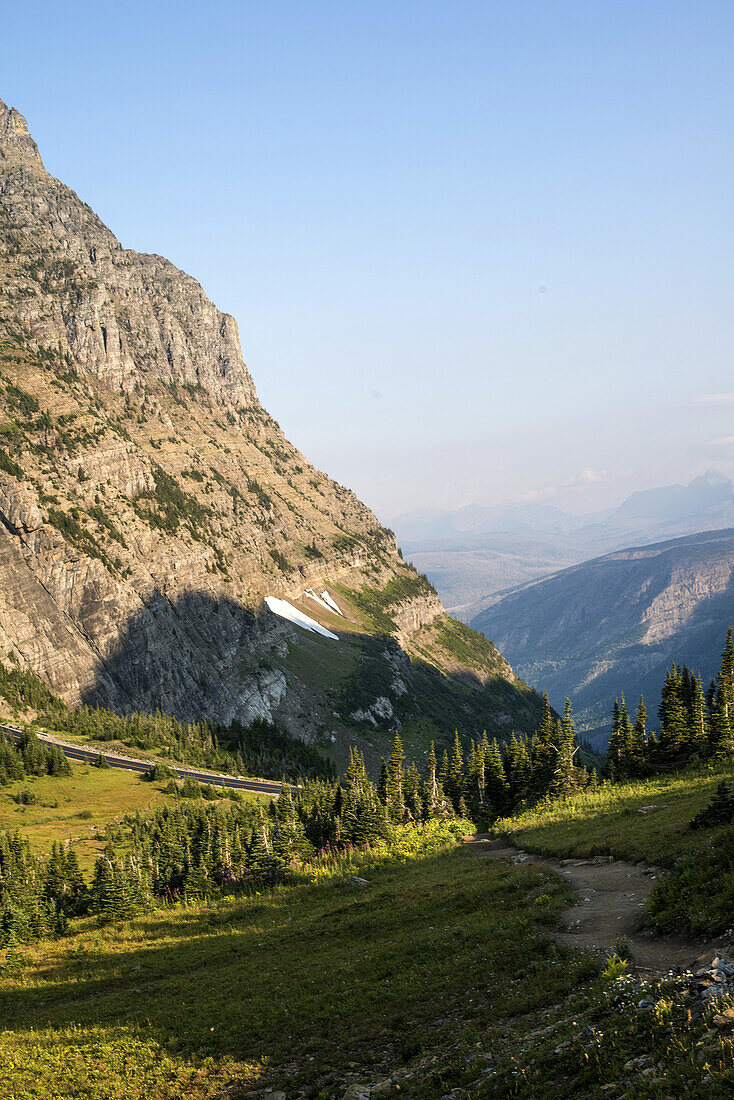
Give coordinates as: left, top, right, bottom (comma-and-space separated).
465, 834, 720, 972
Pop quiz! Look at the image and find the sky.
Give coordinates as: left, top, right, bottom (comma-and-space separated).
4, 0, 734, 520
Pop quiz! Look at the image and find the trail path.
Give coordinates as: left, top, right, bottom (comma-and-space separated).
465, 833, 719, 972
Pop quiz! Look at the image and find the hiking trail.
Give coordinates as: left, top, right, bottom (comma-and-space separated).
465, 833, 719, 972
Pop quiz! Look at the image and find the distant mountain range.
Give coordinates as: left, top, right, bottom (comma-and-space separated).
394, 471, 734, 618
471, 527, 734, 745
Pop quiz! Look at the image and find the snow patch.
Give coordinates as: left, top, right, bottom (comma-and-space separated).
265, 597, 339, 640
304, 589, 332, 613
303, 589, 344, 617
321, 590, 344, 616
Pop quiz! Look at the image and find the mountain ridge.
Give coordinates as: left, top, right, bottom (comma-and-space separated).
0, 99, 543, 763
471, 525, 734, 738
396, 469, 734, 617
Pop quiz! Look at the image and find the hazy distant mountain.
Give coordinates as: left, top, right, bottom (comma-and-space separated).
471, 527, 734, 743
395, 471, 734, 618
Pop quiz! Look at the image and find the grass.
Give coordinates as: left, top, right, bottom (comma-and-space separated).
0, 766, 257, 871
497, 762, 734, 867
0, 821, 591, 1099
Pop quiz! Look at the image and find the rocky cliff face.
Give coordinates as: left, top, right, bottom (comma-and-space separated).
0, 99, 543, 761
473, 528, 734, 739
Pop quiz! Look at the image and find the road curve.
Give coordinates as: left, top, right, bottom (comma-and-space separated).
0, 723, 283, 797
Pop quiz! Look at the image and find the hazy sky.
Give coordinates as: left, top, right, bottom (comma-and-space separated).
4, 1, 734, 519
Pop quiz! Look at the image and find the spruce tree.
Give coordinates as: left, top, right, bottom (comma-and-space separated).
484, 739, 508, 818
551, 699, 578, 796
632, 696, 648, 769
422, 741, 439, 818
385, 732, 406, 822
531, 692, 556, 797
691, 674, 708, 753
605, 700, 624, 779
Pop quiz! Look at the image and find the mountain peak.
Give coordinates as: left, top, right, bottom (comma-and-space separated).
695, 468, 731, 489
0, 99, 43, 166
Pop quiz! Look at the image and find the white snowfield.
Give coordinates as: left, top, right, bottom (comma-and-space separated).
265, 596, 339, 640
304, 588, 344, 617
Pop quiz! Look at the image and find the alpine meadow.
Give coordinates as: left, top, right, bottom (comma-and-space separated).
2, 5, 734, 1097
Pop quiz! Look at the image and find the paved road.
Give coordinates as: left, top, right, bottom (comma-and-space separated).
0, 723, 282, 796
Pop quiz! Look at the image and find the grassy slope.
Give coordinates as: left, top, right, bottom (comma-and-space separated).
496, 763, 734, 867
2, 789, 734, 1097
0, 766, 260, 871
0, 823, 587, 1100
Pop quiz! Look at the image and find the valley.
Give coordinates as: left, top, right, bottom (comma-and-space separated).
1, 88, 734, 1100
472, 527, 734, 740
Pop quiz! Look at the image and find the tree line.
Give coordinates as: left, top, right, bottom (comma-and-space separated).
0, 662, 334, 782
605, 628, 734, 779
0, 729, 71, 785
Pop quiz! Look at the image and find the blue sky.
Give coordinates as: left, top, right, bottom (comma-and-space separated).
4, 1, 734, 517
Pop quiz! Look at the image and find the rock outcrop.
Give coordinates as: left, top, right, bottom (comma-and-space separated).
0, 99, 543, 759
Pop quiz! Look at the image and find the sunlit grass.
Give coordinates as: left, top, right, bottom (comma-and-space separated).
497, 762, 734, 866
0, 820, 586, 1099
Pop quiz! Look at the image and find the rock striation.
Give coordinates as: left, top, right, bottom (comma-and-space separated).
0, 99, 543, 758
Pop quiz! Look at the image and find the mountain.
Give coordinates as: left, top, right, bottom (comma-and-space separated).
471, 527, 734, 741
0, 99, 544, 765
396, 470, 734, 619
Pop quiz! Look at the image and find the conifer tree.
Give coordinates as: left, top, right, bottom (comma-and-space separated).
504, 733, 532, 809
633, 696, 648, 765
531, 692, 556, 796
445, 732, 465, 811
403, 762, 423, 821
691, 675, 708, 752
422, 741, 439, 818
605, 699, 624, 779
385, 732, 406, 822
551, 699, 578, 796
484, 739, 508, 817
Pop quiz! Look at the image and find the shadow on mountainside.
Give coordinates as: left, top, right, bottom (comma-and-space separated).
80, 588, 545, 753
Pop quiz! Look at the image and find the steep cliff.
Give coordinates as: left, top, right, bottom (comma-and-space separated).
0, 99, 543, 763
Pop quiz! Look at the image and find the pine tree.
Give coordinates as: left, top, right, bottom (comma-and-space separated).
691, 675, 708, 753
605, 700, 625, 779
504, 733, 531, 809
531, 692, 556, 797
710, 629, 734, 759
403, 763, 423, 821
550, 699, 577, 796
385, 732, 406, 822
422, 741, 440, 818
445, 732, 465, 811
484, 739, 508, 818
632, 696, 648, 769
659, 676, 690, 758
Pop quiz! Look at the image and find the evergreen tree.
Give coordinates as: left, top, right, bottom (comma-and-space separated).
385, 732, 406, 822
445, 733, 465, 811
710, 630, 734, 758
484, 739, 508, 818
605, 699, 625, 779
550, 699, 578, 796
422, 741, 440, 818
691, 675, 708, 753
531, 692, 556, 796
632, 695, 648, 768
